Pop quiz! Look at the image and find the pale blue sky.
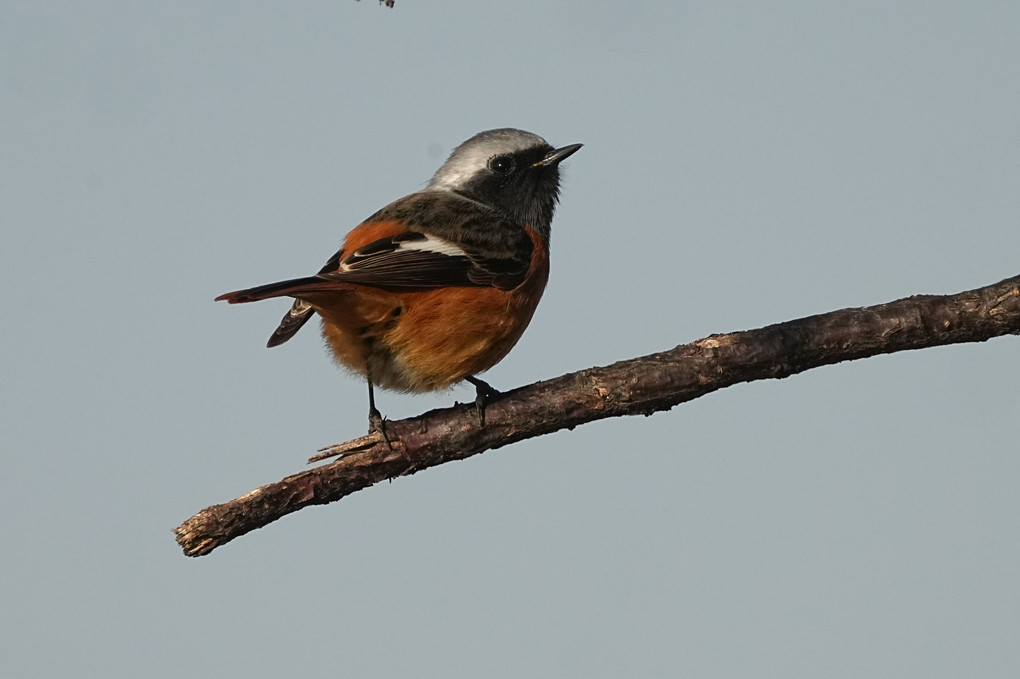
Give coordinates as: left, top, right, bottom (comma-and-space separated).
3, 2, 1019, 677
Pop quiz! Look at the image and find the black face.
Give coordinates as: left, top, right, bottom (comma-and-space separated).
458, 144, 563, 237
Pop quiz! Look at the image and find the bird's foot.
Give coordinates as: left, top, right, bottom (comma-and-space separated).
368, 406, 392, 450
465, 376, 500, 426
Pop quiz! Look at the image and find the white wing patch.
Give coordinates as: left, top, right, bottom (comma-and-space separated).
339, 235, 468, 273
395, 235, 467, 258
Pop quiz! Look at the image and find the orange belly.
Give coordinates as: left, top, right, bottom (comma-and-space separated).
318, 258, 548, 392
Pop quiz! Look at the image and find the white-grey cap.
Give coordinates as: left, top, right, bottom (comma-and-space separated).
427, 128, 551, 192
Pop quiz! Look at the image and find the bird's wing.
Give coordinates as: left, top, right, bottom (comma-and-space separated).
216, 192, 535, 345
321, 229, 530, 291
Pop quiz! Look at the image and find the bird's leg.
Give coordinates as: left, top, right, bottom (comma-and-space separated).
366, 377, 392, 449
465, 375, 500, 426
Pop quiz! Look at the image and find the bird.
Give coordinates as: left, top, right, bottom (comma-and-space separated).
216, 128, 582, 437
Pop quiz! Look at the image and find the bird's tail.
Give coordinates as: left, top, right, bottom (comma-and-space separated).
266, 300, 315, 348
216, 277, 360, 347
214, 277, 337, 304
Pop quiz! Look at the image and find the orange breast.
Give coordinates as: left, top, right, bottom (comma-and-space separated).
313, 222, 550, 393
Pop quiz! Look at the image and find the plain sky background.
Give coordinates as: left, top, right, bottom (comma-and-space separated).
3, 2, 1019, 677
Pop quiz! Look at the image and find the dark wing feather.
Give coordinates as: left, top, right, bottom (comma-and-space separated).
354, 192, 535, 290
218, 191, 535, 346
318, 232, 479, 289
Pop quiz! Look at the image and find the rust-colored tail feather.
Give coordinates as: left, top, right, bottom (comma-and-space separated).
216, 277, 346, 348
214, 277, 333, 304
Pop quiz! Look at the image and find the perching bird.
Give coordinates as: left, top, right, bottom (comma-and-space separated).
216, 128, 581, 435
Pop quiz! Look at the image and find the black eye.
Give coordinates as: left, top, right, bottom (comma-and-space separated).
488, 154, 515, 175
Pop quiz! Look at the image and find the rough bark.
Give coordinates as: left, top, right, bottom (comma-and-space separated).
175, 274, 1020, 556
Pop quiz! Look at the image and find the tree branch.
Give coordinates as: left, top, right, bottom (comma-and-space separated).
176, 274, 1020, 556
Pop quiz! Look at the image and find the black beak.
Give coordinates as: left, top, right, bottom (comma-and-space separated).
534, 143, 583, 167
